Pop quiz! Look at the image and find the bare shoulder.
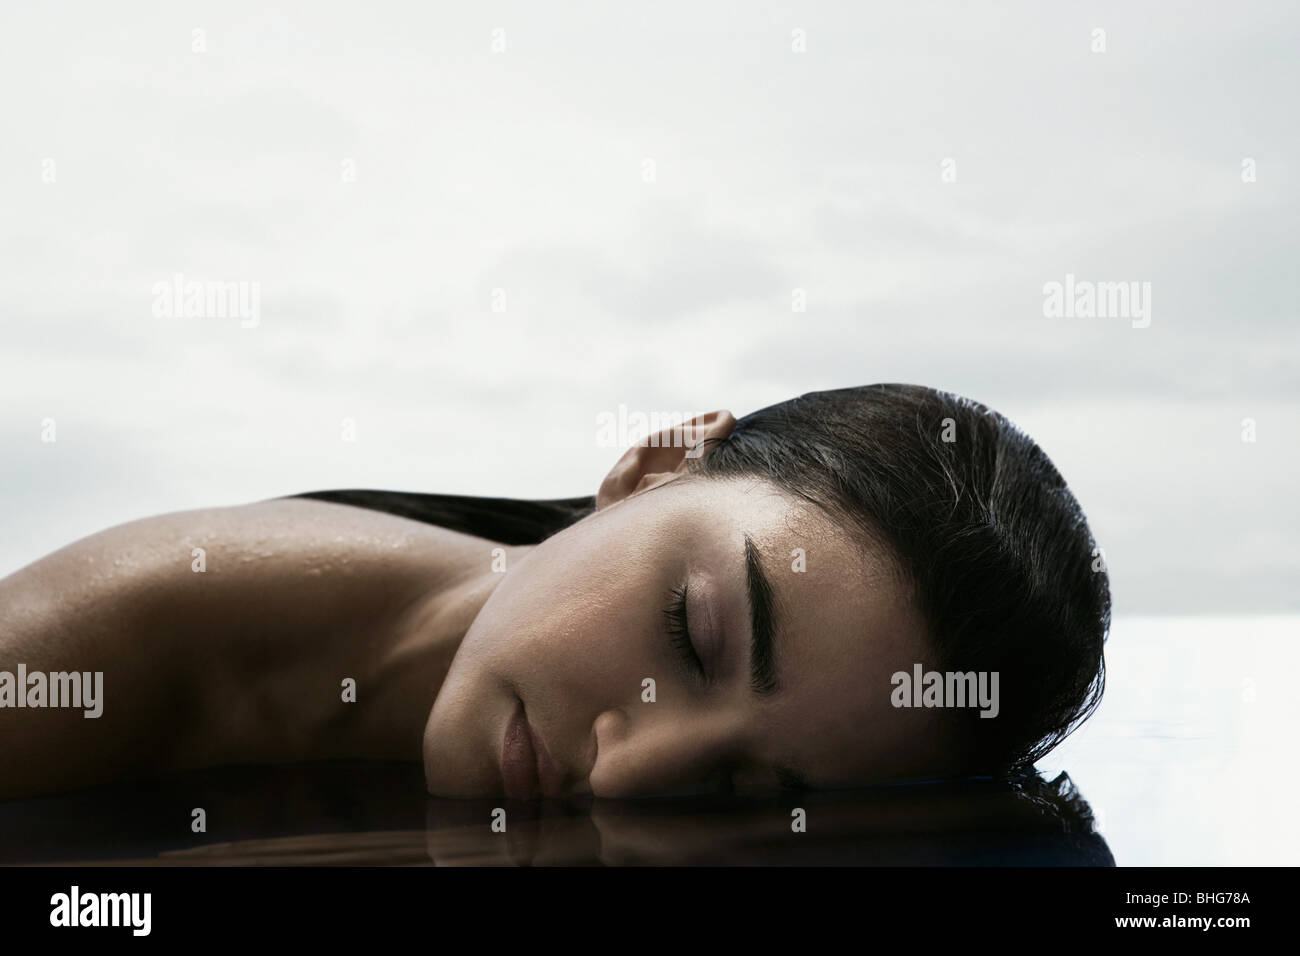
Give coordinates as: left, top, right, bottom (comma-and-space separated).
4, 496, 491, 591
0, 496, 506, 799
2, 497, 500, 632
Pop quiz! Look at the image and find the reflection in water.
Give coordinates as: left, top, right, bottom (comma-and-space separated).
0, 761, 1112, 866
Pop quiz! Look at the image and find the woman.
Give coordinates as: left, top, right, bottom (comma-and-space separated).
0, 384, 1110, 802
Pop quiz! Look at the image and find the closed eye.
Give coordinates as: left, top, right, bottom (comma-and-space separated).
663, 583, 709, 685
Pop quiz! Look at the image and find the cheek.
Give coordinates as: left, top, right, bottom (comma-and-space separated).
467, 537, 664, 704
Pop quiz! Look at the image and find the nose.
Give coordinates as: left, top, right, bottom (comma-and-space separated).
586, 704, 737, 798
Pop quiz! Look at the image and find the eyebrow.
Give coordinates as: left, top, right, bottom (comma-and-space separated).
742, 534, 815, 794
743, 534, 780, 697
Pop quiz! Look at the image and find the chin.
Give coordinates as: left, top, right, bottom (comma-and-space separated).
421, 690, 502, 798
421, 706, 464, 797
421, 712, 442, 795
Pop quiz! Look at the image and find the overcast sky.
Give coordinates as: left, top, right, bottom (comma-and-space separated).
1, 1, 1296, 613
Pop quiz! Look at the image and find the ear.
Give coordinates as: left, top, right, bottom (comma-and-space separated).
595, 410, 736, 510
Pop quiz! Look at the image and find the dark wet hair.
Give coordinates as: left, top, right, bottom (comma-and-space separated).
686, 383, 1110, 775
290, 382, 1110, 778
288, 487, 595, 545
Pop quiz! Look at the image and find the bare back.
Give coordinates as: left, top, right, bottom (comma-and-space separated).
0, 498, 510, 800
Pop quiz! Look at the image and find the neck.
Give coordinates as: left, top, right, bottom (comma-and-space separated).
346, 543, 533, 761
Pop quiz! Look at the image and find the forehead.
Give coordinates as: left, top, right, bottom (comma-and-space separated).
692, 477, 943, 785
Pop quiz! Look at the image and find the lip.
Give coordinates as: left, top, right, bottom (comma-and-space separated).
501, 699, 564, 798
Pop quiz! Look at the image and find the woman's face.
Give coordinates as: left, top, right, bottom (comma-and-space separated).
423, 473, 952, 799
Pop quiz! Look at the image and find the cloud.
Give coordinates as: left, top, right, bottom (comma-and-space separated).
0, 0, 1296, 611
